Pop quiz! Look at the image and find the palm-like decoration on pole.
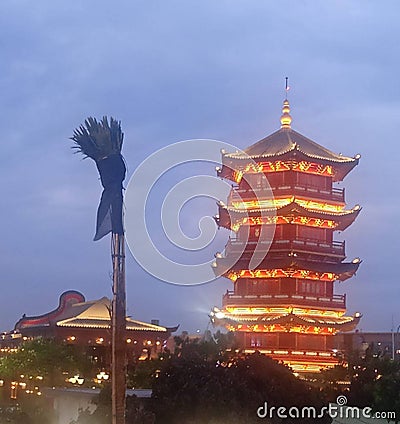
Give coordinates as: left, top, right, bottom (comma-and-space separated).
71, 117, 127, 424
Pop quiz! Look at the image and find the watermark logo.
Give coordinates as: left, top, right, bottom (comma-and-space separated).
124, 139, 275, 286
256, 395, 396, 420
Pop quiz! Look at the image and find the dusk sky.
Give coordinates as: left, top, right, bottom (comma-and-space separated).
1, 1, 399, 334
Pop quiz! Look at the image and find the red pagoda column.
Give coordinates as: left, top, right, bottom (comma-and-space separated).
211, 99, 362, 373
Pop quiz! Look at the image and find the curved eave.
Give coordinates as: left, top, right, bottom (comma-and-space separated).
214, 258, 361, 281
225, 146, 357, 165
215, 202, 361, 231
14, 290, 86, 330
257, 313, 361, 331
165, 325, 180, 333
216, 313, 361, 332
56, 318, 175, 333
220, 146, 359, 184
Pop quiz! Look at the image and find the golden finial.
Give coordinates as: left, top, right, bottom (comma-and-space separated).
280, 77, 292, 129
280, 99, 292, 129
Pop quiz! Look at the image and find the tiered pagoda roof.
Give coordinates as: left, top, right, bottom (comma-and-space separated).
213, 311, 361, 333
216, 199, 361, 231
219, 116, 360, 182
214, 257, 361, 282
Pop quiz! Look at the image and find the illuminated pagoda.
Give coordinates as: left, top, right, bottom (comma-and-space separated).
211, 98, 362, 372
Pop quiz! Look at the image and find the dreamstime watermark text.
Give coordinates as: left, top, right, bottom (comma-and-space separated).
256, 395, 396, 420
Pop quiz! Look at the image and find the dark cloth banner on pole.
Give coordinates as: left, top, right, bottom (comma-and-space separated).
71, 116, 127, 424
94, 153, 126, 241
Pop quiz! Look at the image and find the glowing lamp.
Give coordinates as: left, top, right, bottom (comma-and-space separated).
97, 371, 110, 381
215, 311, 225, 320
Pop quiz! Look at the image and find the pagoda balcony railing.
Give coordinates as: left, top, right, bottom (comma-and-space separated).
226, 238, 345, 257
235, 185, 345, 203
222, 291, 346, 310
242, 348, 338, 362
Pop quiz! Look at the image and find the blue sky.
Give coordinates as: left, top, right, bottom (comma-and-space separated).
0, 1, 399, 333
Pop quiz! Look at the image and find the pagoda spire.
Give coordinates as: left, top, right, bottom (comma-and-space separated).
280, 98, 292, 129
280, 77, 292, 129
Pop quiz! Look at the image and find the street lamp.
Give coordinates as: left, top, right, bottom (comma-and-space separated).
68, 375, 85, 385
97, 371, 110, 382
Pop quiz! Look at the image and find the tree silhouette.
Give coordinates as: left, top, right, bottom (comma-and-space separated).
151, 351, 331, 424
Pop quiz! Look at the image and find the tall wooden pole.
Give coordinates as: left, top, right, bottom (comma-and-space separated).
111, 232, 126, 424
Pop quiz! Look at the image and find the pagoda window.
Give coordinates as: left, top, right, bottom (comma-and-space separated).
298, 280, 326, 296
244, 173, 268, 189
274, 224, 295, 240
243, 278, 280, 295
249, 336, 263, 348
266, 171, 297, 188
246, 333, 279, 348
266, 172, 284, 188
279, 333, 296, 349
265, 333, 279, 348
325, 336, 334, 350
248, 334, 264, 348
280, 278, 296, 295
266, 172, 283, 188
235, 279, 246, 296
297, 225, 327, 242
325, 281, 334, 297
297, 334, 326, 351
295, 172, 331, 190
274, 225, 283, 239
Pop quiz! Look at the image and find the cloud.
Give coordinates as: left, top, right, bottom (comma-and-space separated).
0, 0, 399, 332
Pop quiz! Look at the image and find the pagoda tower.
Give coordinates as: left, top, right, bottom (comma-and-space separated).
211, 99, 362, 372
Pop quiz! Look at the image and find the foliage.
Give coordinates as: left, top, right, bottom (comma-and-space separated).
71, 116, 123, 161
125, 395, 155, 424
126, 331, 237, 389
172, 330, 238, 360
348, 353, 400, 422
0, 338, 93, 385
0, 395, 55, 424
318, 349, 400, 423
151, 351, 331, 424
72, 335, 332, 423
127, 359, 161, 389
372, 370, 400, 423
317, 364, 350, 400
